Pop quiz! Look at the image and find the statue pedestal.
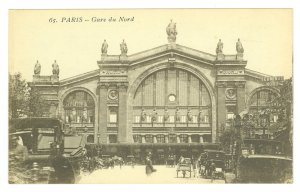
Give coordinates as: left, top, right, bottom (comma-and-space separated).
216, 53, 225, 61
119, 54, 128, 63
167, 42, 176, 49
101, 53, 107, 61
236, 53, 244, 61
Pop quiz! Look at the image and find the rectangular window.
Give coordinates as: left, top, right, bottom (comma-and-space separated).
146, 116, 151, 123
156, 134, 165, 143
110, 113, 117, 123
168, 134, 177, 143
204, 115, 209, 123
179, 134, 188, 143
169, 115, 175, 123
192, 116, 198, 123
227, 113, 234, 120
158, 116, 163, 123
181, 116, 186, 123
133, 135, 142, 143
145, 135, 153, 143
135, 116, 140, 123
108, 135, 117, 143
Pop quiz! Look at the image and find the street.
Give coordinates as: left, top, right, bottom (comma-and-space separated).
78, 165, 225, 184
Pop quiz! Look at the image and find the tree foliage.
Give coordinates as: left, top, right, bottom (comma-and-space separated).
9, 73, 46, 119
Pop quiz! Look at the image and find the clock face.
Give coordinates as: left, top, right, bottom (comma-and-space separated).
168, 94, 176, 102
108, 90, 118, 100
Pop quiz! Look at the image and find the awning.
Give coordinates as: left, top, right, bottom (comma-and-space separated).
157, 149, 164, 152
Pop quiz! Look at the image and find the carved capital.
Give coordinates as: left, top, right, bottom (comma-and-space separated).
216, 81, 226, 88
98, 82, 109, 89
117, 82, 129, 90
235, 81, 246, 88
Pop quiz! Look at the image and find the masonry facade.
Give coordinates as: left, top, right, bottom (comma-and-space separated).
30, 36, 283, 145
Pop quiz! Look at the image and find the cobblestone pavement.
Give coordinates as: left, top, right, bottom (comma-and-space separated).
78, 165, 225, 184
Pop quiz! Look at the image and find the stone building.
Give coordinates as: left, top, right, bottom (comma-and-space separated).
29, 24, 284, 145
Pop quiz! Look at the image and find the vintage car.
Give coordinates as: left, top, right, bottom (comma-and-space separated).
9, 117, 86, 184
176, 157, 192, 178
235, 139, 293, 183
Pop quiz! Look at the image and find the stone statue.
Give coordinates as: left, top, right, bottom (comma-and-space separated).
175, 108, 180, 122
52, 60, 59, 76
236, 38, 244, 54
216, 39, 223, 54
101, 39, 108, 54
141, 109, 147, 122
166, 19, 177, 43
187, 109, 193, 122
34, 60, 41, 75
151, 109, 158, 122
120, 39, 128, 55
164, 108, 169, 122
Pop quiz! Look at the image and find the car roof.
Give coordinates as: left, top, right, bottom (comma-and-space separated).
10, 117, 63, 131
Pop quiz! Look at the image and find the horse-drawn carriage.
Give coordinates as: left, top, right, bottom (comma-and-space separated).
176, 157, 192, 178
126, 155, 135, 168
199, 150, 225, 180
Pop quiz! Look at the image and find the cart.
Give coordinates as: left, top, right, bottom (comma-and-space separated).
176, 158, 192, 178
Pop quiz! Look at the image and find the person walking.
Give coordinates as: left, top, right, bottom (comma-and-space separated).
145, 152, 156, 176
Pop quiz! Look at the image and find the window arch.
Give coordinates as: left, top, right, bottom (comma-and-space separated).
63, 90, 95, 124
248, 88, 280, 123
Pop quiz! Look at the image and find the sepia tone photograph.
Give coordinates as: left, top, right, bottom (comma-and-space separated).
8, 9, 293, 184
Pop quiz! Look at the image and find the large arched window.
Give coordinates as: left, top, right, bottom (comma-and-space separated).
132, 68, 212, 142
248, 88, 280, 124
63, 91, 95, 125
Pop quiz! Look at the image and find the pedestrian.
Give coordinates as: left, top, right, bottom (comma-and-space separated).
210, 160, 216, 182
145, 152, 156, 176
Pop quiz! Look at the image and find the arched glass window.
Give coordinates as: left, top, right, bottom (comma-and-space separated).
248, 89, 280, 123
63, 91, 95, 124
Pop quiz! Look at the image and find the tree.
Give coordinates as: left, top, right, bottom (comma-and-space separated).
9, 73, 29, 118
9, 73, 46, 119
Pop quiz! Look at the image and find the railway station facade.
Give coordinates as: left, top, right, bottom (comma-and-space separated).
30, 29, 283, 145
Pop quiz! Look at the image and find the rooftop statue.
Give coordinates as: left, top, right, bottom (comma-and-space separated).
216, 39, 223, 54
52, 60, 59, 76
101, 39, 108, 54
120, 39, 128, 55
166, 19, 177, 43
236, 38, 244, 54
34, 60, 41, 75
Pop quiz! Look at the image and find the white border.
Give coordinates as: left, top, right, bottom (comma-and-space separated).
1, 1, 298, 192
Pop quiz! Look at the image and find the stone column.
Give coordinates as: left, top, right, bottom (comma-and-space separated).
107, 135, 110, 144
188, 135, 192, 143
236, 82, 246, 114
153, 135, 157, 143
216, 82, 226, 143
118, 83, 129, 143
177, 135, 180, 143
98, 83, 108, 143
142, 135, 146, 143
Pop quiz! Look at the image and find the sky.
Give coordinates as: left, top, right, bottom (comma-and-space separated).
9, 9, 293, 81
